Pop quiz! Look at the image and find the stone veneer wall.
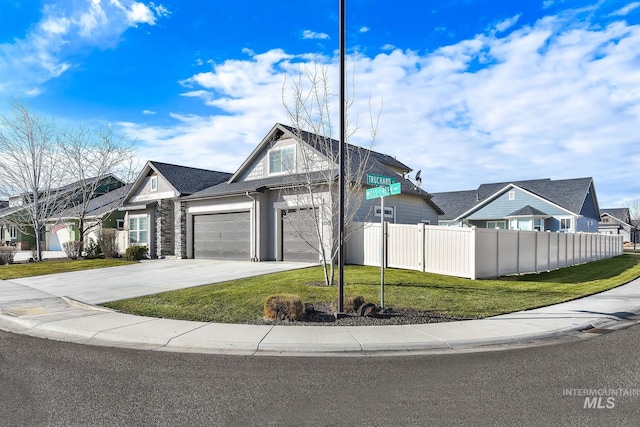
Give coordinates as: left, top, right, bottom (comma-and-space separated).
174, 200, 187, 259
154, 199, 175, 258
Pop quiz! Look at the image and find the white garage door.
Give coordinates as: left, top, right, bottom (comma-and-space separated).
193, 212, 250, 260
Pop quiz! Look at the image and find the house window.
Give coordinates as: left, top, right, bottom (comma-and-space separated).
533, 219, 543, 231
150, 176, 158, 192
487, 221, 506, 229
9, 227, 17, 240
129, 215, 148, 245
508, 191, 515, 200
560, 217, 572, 231
116, 219, 125, 230
374, 206, 395, 221
269, 146, 295, 174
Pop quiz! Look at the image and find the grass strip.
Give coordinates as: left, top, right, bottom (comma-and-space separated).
0, 258, 135, 280
103, 253, 640, 323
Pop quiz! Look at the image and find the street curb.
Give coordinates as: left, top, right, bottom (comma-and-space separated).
2, 309, 637, 357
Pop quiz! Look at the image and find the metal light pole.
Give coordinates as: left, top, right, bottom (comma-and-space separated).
337, 0, 346, 315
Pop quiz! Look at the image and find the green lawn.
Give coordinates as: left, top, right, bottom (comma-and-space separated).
0, 258, 135, 280
103, 253, 640, 324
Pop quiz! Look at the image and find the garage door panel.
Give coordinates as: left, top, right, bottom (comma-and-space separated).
282, 209, 319, 262
193, 212, 249, 260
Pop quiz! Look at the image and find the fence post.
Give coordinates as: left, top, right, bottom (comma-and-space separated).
496, 229, 500, 278
419, 222, 426, 273
516, 230, 520, 276
469, 227, 477, 280
534, 232, 539, 273
547, 231, 551, 272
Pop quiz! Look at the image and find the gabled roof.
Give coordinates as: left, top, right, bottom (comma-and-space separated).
230, 123, 411, 183
432, 178, 596, 221
124, 161, 232, 204
599, 208, 631, 225
57, 184, 132, 220
0, 175, 126, 220
506, 205, 549, 217
149, 161, 232, 195
278, 123, 411, 173
184, 123, 443, 214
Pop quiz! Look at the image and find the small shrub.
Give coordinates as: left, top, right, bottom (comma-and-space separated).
331, 295, 366, 313
84, 238, 102, 259
264, 294, 304, 321
125, 245, 148, 261
62, 241, 82, 260
0, 246, 17, 265
97, 229, 119, 258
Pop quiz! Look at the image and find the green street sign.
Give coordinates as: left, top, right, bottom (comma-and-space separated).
367, 173, 397, 187
365, 182, 401, 200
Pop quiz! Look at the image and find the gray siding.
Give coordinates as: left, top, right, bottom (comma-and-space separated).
356, 194, 439, 225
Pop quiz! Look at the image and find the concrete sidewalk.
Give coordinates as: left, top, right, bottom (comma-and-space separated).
1, 259, 640, 356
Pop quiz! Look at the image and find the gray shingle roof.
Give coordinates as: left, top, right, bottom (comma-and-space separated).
599, 208, 631, 224
58, 184, 132, 219
278, 124, 411, 172
507, 205, 548, 217
182, 124, 442, 214
150, 161, 232, 195
432, 178, 594, 220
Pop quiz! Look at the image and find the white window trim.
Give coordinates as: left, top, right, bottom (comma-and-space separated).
374, 205, 395, 221
150, 176, 158, 192
128, 214, 149, 245
268, 145, 296, 175
533, 218, 544, 231
508, 191, 515, 200
9, 226, 17, 239
116, 219, 125, 230
559, 217, 573, 232
487, 220, 506, 229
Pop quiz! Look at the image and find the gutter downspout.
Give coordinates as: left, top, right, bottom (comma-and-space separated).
246, 191, 258, 261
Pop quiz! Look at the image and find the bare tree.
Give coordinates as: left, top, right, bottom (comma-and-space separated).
0, 100, 64, 261
627, 199, 640, 250
56, 126, 136, 258
281, 66, 381, 286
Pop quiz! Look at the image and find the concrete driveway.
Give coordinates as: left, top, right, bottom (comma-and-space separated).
8, 259, 315, 304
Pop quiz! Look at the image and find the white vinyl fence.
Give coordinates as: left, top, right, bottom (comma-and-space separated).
346, 223, 624, 279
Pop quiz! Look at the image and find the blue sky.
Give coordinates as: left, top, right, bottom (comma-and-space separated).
1, 0, 639, 208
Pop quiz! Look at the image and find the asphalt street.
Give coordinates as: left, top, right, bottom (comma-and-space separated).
1, 321, 639, 426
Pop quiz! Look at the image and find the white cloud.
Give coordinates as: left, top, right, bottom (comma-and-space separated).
359, 26, 370, 33
302, 30, 330, 40
494, 14, 521, 33
142, 109, 156, 115
610, 2, 640, 16
121, 10, 640, 208
0, 1, 170, 97
125, 2, 157, 25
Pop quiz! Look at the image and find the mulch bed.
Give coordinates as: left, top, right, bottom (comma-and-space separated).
249, 303, 475, 326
